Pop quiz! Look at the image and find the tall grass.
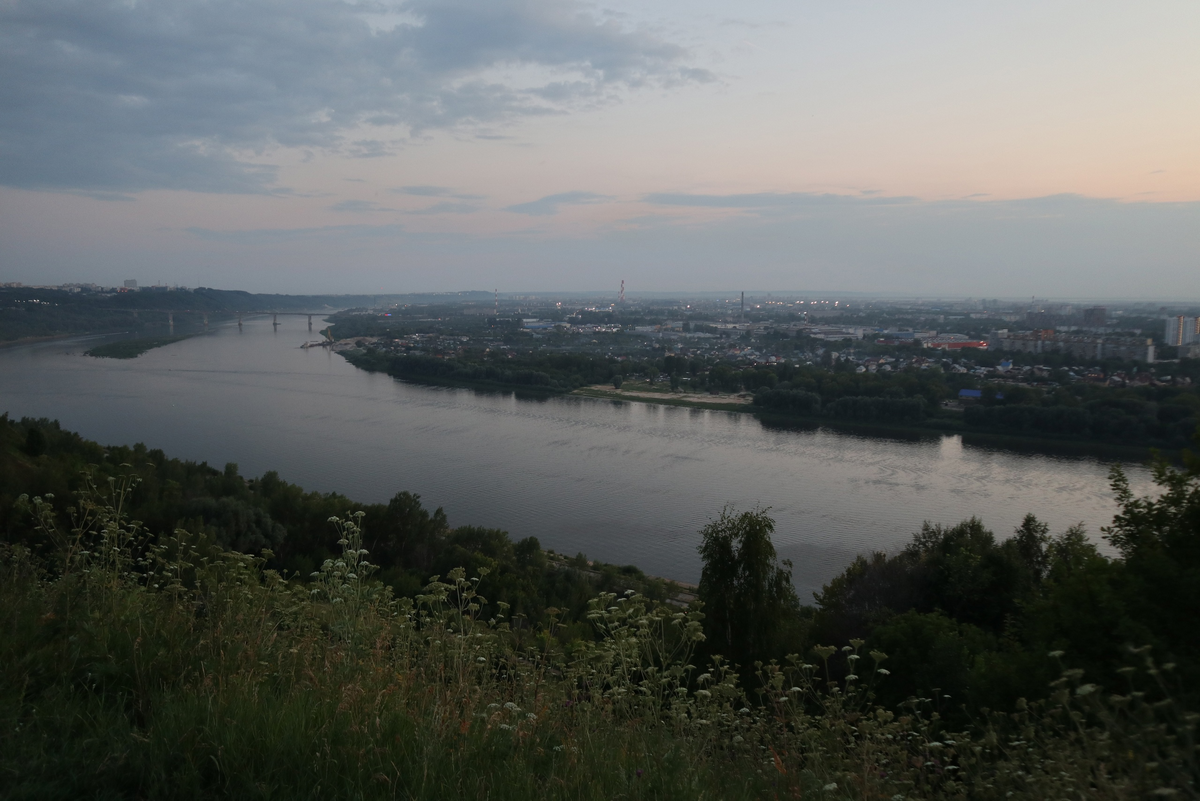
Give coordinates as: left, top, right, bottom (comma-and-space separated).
1, 474, 1195, 799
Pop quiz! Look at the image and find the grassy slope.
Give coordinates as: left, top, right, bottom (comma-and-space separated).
2, 498, 1193, 799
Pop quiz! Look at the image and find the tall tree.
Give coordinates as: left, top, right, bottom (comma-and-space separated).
697, 507, 803, 666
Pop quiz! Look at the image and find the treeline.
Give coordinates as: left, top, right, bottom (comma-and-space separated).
753, 388, 927, 423
0, 416, 668, 633
696, 443, 1200, 718
964, 387, 1199, 447
345, 349, 622, 393
748, 361, 1199, 447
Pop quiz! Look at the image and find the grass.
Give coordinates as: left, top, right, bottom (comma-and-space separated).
2, 484, 1196, 799
85, 335, 192, 359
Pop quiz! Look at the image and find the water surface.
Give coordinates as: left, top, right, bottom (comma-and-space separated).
0, 319, 1152, 598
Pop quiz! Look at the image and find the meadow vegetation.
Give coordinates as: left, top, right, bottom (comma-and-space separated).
1, 415, 1198, 798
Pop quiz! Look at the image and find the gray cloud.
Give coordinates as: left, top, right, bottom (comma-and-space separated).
0, 0, 710, 194
406, 201, 483, 215
643, 191, 918, 209
14, 193, 1195, 297
505, 191, 610, 216
392, 185, 484, 200
329, 200, 393, 213
186, 223, 404, 244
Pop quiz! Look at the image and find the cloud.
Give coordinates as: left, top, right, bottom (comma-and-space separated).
406, 201, 483, 215
392, 185, 484, 200
505, 191, 610, 216
329, 200, 393, 213
0, 0, 709, 194
186, 223, 405, 244
719, 18, 788, 29
643, 191, 917, 209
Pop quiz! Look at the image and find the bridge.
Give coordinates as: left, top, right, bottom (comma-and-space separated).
122, 309, 330, 333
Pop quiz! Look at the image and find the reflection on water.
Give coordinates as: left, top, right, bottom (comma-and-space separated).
0, 319, 1154, 599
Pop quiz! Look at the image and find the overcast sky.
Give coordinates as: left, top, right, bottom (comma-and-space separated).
1, 0, 1197, 297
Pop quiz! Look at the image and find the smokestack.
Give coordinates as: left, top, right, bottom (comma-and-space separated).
740, 291, 744, 321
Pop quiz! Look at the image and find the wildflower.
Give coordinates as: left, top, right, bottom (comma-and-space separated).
526, 713, 537, 721
504, 702, 520, 712
878, 669, 891, 676
1048, 650, 1065, 658
1075, 684, 1098, 696
823, 783, 838, 791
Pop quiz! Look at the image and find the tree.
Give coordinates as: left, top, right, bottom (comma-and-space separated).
612, 374, 623, 389
1101, 440, 1200, 692
697, 507, 804, 667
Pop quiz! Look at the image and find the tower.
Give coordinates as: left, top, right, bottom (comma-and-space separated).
619, 279, 625, 304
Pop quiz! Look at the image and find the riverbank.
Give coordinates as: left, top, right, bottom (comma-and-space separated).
0, 333, 73, 349
85, 334, 195, 359
572, 382, 1172, 462
574, 384, 751, 413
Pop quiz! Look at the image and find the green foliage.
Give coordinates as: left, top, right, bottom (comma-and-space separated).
753, 388, 821, 414
696, 507, 806, 670
813, 437, 1200, 716
2, 488, 1196, 799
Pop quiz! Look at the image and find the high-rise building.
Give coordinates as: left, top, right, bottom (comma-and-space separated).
1082, 307, 1107, 327
123, 279, 138, 289
1164, 316, 1200, 346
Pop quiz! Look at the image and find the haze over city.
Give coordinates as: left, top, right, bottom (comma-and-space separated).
2, 0, 1198, 297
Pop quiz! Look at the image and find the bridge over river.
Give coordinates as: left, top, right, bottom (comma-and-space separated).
127, 309, 331, 333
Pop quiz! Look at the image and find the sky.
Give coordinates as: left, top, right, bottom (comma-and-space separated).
1, 0, 1197, 297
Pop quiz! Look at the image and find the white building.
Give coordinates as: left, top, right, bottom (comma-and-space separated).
1165, 316, 1199, 347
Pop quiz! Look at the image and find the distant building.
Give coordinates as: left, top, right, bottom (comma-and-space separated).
1164, 316, 1199, 347
924, 337, 988, 350
1082, 307, 1107, 327
1025, 311, 1057, 329
990, 330, 1155, 362
123, 279, 138, 289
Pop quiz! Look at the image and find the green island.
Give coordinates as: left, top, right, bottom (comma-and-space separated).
84, 335, 192, 359
3, 414, 1198, 798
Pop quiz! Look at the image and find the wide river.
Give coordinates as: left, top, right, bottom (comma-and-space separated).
1, 318, 1154, 599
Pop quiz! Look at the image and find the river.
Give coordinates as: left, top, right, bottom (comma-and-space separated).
0, 318, 1154, 599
